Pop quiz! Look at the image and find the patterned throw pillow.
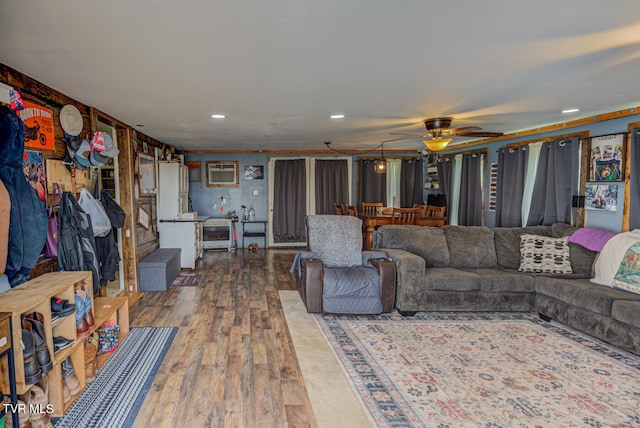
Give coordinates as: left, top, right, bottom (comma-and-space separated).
611, 241, 640, 295
518, 234, 573, 274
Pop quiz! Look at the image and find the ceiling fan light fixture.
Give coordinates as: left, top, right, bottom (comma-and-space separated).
423, 138, 452, 151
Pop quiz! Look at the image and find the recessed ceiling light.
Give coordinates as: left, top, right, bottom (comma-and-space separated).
211, 114, 226, 119
330, 114, 345, 119
561, 108, 580, 114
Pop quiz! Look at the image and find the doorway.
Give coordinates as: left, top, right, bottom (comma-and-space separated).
96, 122, 125, 296
267, 156, 352, 247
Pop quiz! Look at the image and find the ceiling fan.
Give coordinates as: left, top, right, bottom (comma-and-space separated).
384, 117, 504, 151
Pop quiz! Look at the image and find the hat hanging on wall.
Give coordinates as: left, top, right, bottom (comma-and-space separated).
59, 104, 83, 136
92, 132, 119, 158
64, 133, 88, 170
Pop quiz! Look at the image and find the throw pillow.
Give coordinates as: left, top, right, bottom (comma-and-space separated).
591, 230, 640, 286
612, 241, 640, 295
518, 234, 572, 274
568, 227, 616, 252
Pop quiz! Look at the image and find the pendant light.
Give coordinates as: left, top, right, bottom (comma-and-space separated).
374, 144, 387, 173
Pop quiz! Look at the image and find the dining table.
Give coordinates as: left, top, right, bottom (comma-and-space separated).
358, 214, 447, 250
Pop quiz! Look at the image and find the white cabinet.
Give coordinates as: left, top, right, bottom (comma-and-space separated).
158, 220, 205, 269
157, 162, 188, 219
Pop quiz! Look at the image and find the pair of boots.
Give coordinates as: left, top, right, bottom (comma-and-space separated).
15, 375, 53, 428
75, 289, 94, 339
61, 358, 81, 404
21, 312, 52, 385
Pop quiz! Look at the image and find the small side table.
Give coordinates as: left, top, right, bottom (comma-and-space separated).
241, 221, 268, 249
0, 312, 18, 428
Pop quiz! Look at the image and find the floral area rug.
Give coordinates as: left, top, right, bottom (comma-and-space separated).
315, 312, 640, 427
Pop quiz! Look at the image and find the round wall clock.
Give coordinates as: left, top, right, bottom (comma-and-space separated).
59, 104, 83, 136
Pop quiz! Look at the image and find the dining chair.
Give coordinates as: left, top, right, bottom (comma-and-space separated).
412, 204, 427, 215
347, 205, 358, 216
391, 207, 422, 225
334, 203, 346, 215
361, 202, 384, 216
425, 205, 446, 217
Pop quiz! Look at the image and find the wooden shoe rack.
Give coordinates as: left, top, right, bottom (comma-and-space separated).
0, 271, 129, 417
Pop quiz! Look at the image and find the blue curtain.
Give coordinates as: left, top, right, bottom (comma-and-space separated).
458, 153, 483, 226
526, 137, 580, 226
495, 146, 528, 227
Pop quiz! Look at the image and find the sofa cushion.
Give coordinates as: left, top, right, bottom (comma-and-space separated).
306, 215, 362, 267
611, 300, 640, 329
461, 268, 535, 293
423, 267, 480, 291
375, 225, 449, 267
494, 226, 552, 269
519, 234, 572, 274
443, 226, 496, 268
535, 277, 638, 316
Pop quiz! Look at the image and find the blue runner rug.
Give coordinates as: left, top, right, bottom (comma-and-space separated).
54, 327, 177, 428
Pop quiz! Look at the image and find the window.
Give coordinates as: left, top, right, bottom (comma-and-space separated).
206, 161, 239, 187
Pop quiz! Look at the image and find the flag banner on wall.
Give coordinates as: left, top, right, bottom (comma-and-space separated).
489, 162, 498, 212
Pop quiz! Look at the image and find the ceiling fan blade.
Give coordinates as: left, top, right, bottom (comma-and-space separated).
389, 132, 431, 137
454, 131, 504, 137
446, 126, 482, 135
382, 136, 423, 143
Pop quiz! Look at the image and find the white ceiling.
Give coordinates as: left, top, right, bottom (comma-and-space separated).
2, 1, 640, 152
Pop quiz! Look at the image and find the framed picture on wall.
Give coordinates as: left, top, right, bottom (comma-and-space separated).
589, 133, 625, 181
244, 165, 264, 180
585, 183, 618, 211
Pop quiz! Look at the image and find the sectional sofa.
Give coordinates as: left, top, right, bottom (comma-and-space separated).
373, 224, 640, 356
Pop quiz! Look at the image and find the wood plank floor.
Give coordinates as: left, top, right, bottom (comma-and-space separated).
130, 248, 317, 428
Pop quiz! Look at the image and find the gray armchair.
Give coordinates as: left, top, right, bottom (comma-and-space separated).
291, 215, 396, 314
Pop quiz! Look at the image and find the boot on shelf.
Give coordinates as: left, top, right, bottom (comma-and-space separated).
22, 313, 52, 374
61, 358, 81, 397
75, 289, 94, 329
74, 292, 90, 339
21, 328, 42, 385
21, 375, 52, 428
84, 340, 97, 383
5, 399, 31, 428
